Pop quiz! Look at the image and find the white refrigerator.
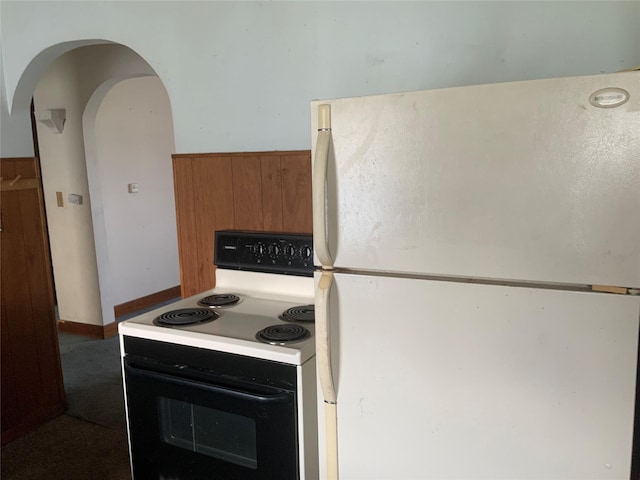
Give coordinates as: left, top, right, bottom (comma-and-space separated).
311, 71, 640, 479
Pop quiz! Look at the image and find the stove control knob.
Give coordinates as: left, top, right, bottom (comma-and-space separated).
302, 246, 312, 258
285, 244, 296, 257
269, 244, 281, 256
254, 243, 265, 255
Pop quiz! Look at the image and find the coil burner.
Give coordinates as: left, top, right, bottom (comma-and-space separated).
256, 324, 311, 345
153, 308, 219, 327
279, 304, 315, 323
198, 293, 241, 308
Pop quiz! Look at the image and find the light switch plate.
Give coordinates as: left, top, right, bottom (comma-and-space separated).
68, 193, 83, 205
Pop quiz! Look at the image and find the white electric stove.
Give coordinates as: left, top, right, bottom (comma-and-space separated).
118, 231, 318, 480
118, 268, 315, 365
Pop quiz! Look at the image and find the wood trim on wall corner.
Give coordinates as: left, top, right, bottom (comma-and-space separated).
0, 156, 40, 162
113, 285, 181, 318
103, 322, 119, 338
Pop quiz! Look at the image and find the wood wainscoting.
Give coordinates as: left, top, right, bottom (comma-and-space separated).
173, 151, 312, 298
1, 157, 66, 445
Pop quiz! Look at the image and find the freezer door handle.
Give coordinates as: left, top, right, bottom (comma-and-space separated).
316, 270, 337, 404
313, 104, 334, 267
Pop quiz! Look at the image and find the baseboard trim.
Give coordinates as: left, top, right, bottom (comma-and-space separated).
57, 285, 181, 340
114, 285, 181, 318
57, 320, 108, 339
103, 321, 119, 338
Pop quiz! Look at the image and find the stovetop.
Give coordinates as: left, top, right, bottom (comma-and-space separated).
119, 231, 316, 366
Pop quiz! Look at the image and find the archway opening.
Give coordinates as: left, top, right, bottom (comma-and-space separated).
22, 42, 179, 336
10, 41, 180, 430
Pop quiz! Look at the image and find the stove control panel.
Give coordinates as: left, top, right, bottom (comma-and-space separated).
214, 230, 314, 276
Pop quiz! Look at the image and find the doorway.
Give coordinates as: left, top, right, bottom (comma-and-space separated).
31, 43, 179, 339
4, 40, 179, 444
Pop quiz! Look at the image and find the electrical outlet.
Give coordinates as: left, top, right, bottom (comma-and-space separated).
128, 183, 139, 194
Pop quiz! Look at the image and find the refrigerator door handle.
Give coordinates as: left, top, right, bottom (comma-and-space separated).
316, 270, 339, 479
313, 104, 334, 267
316, 270, 337, 403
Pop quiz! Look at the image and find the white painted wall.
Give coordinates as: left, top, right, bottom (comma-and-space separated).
1, 1, 639, 327
33, 45, 174, 327
2, 1, 639, 158
93, 76, 178, 318
33, 52, 104, 326
1, 57, 33, 157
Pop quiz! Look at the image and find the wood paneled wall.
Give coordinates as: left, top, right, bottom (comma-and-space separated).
173, 151, 312, 298
1, 157, 66, 445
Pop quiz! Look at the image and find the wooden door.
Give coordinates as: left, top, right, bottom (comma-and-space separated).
1, 157, 66, 445
172, 151, 312, 298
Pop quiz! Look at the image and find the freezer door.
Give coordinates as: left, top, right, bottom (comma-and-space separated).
311, 71, 640, 287
315, 272, 639, 479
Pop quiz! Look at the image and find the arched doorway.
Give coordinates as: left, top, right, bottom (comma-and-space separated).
30, 43, 179, 336
5, 39, 178, 440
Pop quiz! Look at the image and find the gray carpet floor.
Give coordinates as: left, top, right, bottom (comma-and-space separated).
58, 333, 126, 429
59, 294, 178, 428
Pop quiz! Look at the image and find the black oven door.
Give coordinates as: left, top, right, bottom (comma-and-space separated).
124, 356, 299, 480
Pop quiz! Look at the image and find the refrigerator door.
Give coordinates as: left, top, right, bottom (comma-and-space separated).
311, 71, 640, 288
315, 271, 639, 479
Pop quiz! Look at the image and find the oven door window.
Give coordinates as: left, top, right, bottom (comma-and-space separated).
158, 397, 257, 469
124, 358, 298, 480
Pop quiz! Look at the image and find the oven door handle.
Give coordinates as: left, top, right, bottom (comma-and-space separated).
125, 361, 292, 405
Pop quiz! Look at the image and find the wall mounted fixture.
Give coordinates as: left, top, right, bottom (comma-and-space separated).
68, 193, 83, 205
36, 108, 66, 134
